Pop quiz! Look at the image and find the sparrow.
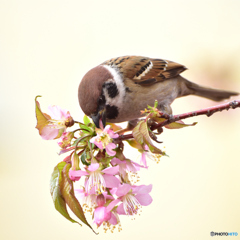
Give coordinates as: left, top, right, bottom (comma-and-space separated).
78, 56, 238, 128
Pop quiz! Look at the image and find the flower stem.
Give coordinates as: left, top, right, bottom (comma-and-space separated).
75, 135, 91, 152
74, 120, 84, 124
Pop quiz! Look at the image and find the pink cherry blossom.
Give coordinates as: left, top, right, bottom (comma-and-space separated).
139, 145, 162, 167
41, 105, 73, 140
69, 163, 120, 194
107, 183, 153, 216
111, 157, 144, 179
74, 188, 98, 212
93, 194, 120, 228
74, 188, 88, 200
90, 125, 119, 156
94, 206, 111, 227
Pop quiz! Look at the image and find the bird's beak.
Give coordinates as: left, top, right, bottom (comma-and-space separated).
91, 108, 106, 128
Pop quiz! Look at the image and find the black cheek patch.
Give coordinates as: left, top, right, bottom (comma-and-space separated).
103, 82, 119, 98
106, 105, 119, 119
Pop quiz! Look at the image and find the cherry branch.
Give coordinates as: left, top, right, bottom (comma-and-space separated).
118, 99, 240, 141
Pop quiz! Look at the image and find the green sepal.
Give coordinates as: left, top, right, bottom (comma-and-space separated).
35, 95, 50, 135
79, 123, 94, 134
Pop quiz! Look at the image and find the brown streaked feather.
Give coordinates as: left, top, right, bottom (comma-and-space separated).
101, 56, 187, 85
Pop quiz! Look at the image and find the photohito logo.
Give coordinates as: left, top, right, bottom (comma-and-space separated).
210, 231, 238, 237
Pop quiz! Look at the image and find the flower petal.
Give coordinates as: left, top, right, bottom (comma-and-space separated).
115, 183, 131, 197
48, 105, 62, 119
132, 184, 152, 194
126, 160, 142, 172
88, 163, 99, 172
102, 165, 119, 175
105, 143, 116, 156
111, 157, 122, 166
90, 137, 103, 150
139, 152, 148, 168
69, 169, 89, 178
108, 131, 119, 139
106, 199, 121, 212
135, 193, 153, 206
41, 126, 59, 140
89, 136, 97, 143
104, 125, 111, 132
74, 189, 87, 200
93, 206, 111, 227
108, 212, 118, 225
103, 175, 120, 188
116, 203, 126, 215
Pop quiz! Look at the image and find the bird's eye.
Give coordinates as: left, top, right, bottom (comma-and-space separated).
98, 94, 106, 105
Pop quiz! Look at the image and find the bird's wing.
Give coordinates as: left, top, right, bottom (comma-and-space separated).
102, 56, 187, 85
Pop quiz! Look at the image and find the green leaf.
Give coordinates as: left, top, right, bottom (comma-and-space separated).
132, 120, 145, 145
150, 116, 197, 129
132, 120, 163, 154
165, 120, 197, 129
83, 115, 91, 125
35, 95, 50, 135
60, 164, 96, 233
81, 150, 90, 166
79, 123, 93, 134
50, 161, 79, 225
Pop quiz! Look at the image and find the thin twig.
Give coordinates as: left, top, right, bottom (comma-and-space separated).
153, 99, 240, 130
117, 99, 240, 141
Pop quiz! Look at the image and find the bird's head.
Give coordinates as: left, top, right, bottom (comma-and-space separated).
78, 65, 119, 128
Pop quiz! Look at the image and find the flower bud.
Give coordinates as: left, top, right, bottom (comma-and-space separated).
69, 152, 81, 181
58, 132, 74, 149
96, 194, 105, 207
71, 152, 80, 171
65, 116, 74, 127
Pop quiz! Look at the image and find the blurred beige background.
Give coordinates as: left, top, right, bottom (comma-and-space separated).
1, 0, 240, 239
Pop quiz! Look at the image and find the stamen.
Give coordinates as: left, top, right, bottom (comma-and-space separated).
123, 193, 142, 216
102, 214, 122, 233
98, 132, 111, 148
48, 119, 66, 129
86, 171, 106, 194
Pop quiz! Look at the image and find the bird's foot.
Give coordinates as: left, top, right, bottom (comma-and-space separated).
116, 119, 140, 135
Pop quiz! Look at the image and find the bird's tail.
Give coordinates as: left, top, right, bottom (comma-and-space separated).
183, 78, 239, 101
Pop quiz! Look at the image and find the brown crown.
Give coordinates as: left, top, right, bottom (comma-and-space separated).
78, 65, 113, 116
